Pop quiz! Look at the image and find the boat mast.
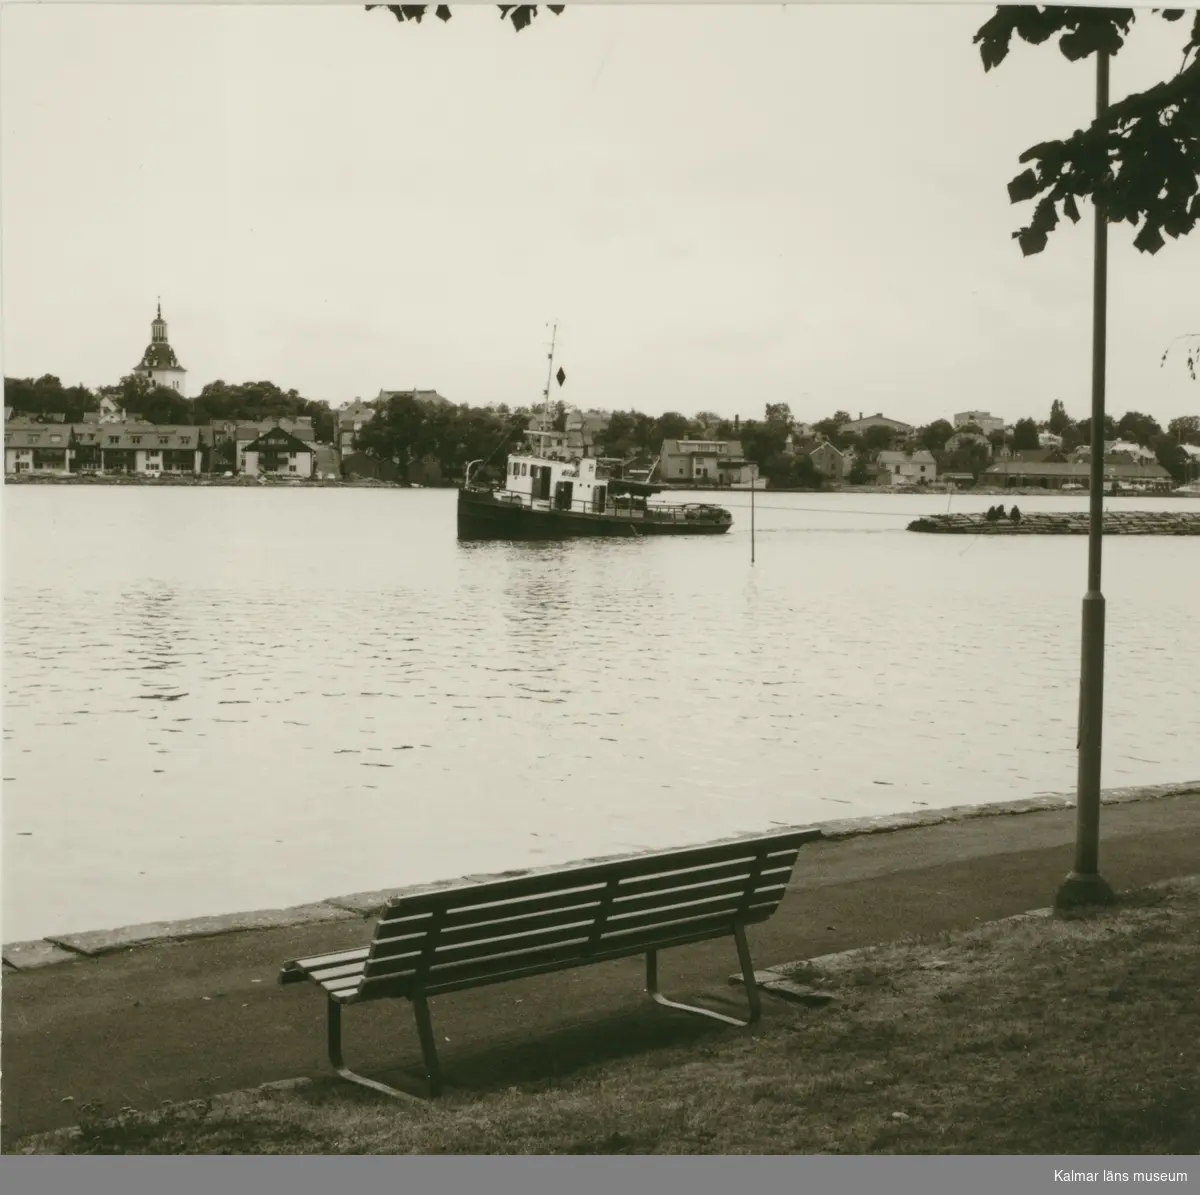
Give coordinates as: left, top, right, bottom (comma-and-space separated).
542, 322, 558, 426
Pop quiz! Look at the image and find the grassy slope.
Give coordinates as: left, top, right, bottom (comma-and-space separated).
14, 878, 1199, 1155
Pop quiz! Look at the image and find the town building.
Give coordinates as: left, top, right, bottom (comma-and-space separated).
4, 421, 74, 474
4, 420, 205, 476
132, 303, 187, 396
809, 440, 846, 481
659, 438, 757, 485
876, 448, 938, 486
239, 425, 315, 479
336, 400, 377, 454
565, 409, 611, 438
952, 410, 1005, 436
982, 459, 1173, 491
838, 412, 915, 439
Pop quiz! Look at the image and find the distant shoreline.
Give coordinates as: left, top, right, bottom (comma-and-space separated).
3, 474, 1198, 499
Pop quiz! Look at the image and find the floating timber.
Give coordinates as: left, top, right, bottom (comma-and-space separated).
908, 511, 1200, 536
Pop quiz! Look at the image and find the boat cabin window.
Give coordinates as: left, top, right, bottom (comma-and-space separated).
521, 463, 527, 476
512, 462, 519, 475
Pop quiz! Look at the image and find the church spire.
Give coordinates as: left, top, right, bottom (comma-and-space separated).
152, 300, 168, 345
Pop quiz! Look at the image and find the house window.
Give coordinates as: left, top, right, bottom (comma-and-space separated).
132, 436, 142, 444
109, 437, 119, 445
289, 465, 297, 473
160, 437, 169, 445
50, 434, 62, 444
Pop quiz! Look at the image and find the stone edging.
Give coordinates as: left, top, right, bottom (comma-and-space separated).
4, 779, 1197, 972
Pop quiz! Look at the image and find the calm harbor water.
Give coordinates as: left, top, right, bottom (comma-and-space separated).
4, 485, 1198, 942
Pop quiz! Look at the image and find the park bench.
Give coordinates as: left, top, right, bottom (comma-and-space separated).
279, 827, 822, 1098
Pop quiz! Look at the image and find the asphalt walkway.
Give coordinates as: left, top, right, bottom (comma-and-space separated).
4, 793, 1199, 1144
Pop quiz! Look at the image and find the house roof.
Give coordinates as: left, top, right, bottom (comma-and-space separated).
839, 413, 914, 432
878, 449, 935, 465
660, 439, 745, 457
5, 426, 73, 448
983, 461, 1171, 479
809, 442, 844, 458
242, 425, 315, 453
80, 425, 201, 450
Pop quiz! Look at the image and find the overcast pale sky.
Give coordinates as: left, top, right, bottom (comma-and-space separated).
2, 2, 1197, 426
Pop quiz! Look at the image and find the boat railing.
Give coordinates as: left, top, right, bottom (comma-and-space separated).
493, 490, 731, 521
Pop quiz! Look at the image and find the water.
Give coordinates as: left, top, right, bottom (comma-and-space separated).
3, 485, 1198, 942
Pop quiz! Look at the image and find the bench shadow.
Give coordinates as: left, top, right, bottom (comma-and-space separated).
336, 992, 753, 1101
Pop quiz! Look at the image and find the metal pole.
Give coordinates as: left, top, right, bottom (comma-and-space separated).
1057, 49, 1116, 909
750, 472, 756, 565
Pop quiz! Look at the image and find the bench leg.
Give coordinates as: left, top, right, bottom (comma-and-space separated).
645, 924, 762, 1027
325, 996, 429, 1100
411, 995, 443, 1098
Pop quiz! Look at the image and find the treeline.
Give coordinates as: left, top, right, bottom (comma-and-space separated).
4, 374, 336, 443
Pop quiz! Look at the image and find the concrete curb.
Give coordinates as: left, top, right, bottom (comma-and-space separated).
5, 779, 1197, 972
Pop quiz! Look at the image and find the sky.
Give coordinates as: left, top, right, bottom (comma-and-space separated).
2, 1, 1198, 428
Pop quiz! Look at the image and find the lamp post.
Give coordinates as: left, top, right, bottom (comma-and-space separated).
1056, 48, 1117, 910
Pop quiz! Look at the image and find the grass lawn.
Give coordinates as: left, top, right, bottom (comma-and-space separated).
13, 877, 1199, 1155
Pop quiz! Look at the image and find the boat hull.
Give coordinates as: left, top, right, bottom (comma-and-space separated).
457, 487, 732, 540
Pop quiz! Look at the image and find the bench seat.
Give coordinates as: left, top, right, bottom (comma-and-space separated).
280, 827, 821, 1098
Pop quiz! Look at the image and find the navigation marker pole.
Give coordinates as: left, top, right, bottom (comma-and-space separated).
750, 472, 756, 565
1056, 48, 1116, 910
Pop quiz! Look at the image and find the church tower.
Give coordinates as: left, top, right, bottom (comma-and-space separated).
133, 301, 188, 397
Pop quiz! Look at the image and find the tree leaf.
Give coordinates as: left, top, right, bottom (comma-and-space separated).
1008, 168, 1041, 204
1016, 227, 1048, 256
1133, 221, 1167, 253
1063, 193, 1081, 223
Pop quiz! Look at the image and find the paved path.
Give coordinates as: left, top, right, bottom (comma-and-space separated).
4, 794, 1200, 1144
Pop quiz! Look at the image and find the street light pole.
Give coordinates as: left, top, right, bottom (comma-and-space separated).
1057, 48, 1117, 910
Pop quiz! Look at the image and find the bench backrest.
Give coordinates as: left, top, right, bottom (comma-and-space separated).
356, 828, 820, 1002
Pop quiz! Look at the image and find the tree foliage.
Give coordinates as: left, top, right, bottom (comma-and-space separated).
366, 4, 563, 32
975, 7, 1200, 257
4, 375, 98, 422
1011, 416, 1041, 449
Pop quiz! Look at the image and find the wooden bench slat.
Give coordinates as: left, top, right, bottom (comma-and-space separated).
609, 874, 762, 918
410, 920, 758, 999
366, 930, 429, 961
292, 946, 369, 972
431, 924, 596, 970
612, 852, 797, 899
605, 891, 780, 936
435, 902, 603, 948
307, 959, 370, 984
376, 830, 821, 924
360, 938, 593, 997
436, 887, 607, 932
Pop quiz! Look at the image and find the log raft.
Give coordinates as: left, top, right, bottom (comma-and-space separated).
907, 511, 1200, 536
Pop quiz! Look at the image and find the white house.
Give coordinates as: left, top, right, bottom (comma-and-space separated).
877, 448, 938, 486
240, 425, 315, 478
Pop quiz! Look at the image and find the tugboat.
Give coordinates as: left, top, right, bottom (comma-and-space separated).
456, 328, 734, 541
